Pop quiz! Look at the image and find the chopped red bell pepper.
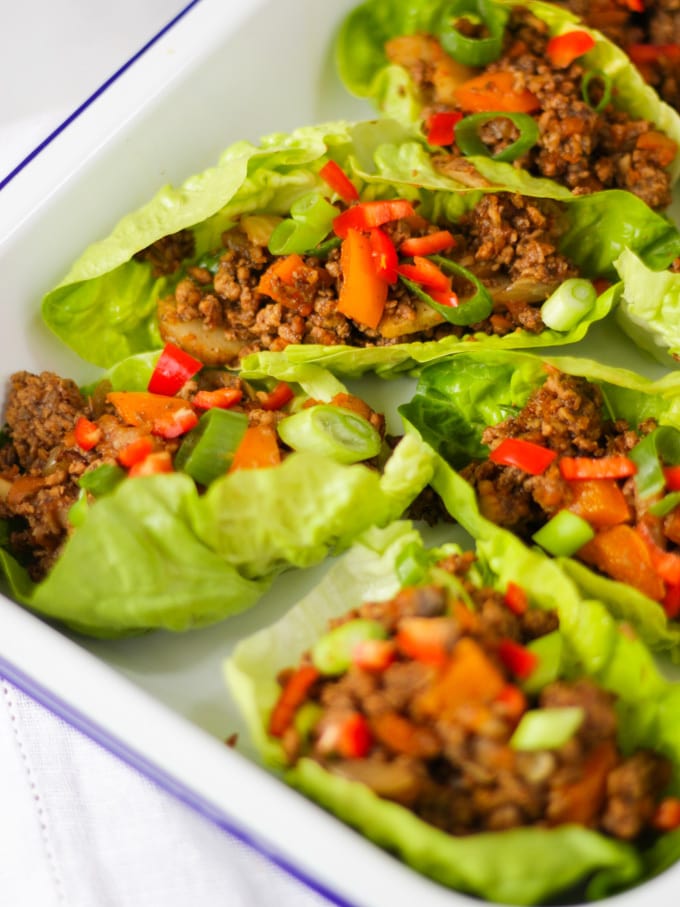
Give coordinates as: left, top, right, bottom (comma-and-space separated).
489, 437, 557, 476
399, 230, 455, 257
128, 451, 173, 478
117, 436, 154, 467
652, 797, 680, 831
148, 342, 203, 396
503, 581, 529, 616
559, 455, 637, 481
268, 664, 320, 738
665, 465, 680, 491
151, 406, 198, 439
429, 287, 460, 308
192, 387, 244, 410
368, 228, 398, 284
497, 639, 539, 680
494, 683, 528, 723
317, 712, 372, 758
623, 0, 644, 10
337, 228, 389, 329
425, 111, 462, 146
396, 616, 452, 667
319, 160, 359, 203
628, 43, 680, 65
332, 199, 416, 239
397, 256, 451, 292
351, 638, 396, 673
663, 581, 680, 620
260, 382, 295, 412
74, 416, 102, 451
546, 30, 596, 69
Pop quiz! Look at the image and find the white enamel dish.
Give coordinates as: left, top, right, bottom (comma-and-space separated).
1, 1, 679, 904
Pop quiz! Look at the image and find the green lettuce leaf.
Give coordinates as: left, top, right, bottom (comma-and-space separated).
226, 522, 680, 904
614, 247, 680, 367
400, 349, 680, 654
336, 0, 680, 181
41, 117, 680, 378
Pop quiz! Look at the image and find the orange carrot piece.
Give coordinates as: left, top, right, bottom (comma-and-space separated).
454, 71, 541, 113
229, 423, 281, 473
567, 479, 631, 529
579, 524, 665, 601
337, 228, 389, 329
257, 254, 305, 303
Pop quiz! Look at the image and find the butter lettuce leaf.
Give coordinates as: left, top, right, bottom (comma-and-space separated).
226, 522, 680, 904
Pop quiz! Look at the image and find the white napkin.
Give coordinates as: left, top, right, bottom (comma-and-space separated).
0, 677, 334, 907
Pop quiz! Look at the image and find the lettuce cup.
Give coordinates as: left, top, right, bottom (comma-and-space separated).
336, 0, 680, 208
399, 349, 680, 655
40, 121, 680, 381
0, 354, 435, 637
226, 521, 680, 905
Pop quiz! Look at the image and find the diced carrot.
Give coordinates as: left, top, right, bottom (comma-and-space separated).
414, 637, 506, 719
268, 665, 320, 738
370, 711, 440, 757
566, 479, 631, 529
636, 130, 678, 167
579, 524, 666, 601
652, 797, 680, 831
548, 741, 618, 826
257, 254, 306, 304
454, 71, 541, 113
229, 423, 281, 473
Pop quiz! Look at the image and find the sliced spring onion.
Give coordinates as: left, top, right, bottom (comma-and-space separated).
268, 193, 338, 255
293, 702, 324, 741
521, 631, 563, 695
630, 426, 680, 500
581, 69, 613, 113
78, 463, 126, 497
434, 254, 494, 321
67, 489, 89, 529
650, 491, 680, 517
454, 112, 539, 162
437, 0, 509, 66
510, 706, 584, 751
175, 408, 248, 486
277, 404, 381, 464
532, 510, 595, 556
395, 541, 432, 587
540, 279, 597, 332
312, 619, 388, 675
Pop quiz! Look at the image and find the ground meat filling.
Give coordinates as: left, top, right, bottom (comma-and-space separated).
274, 555, 671, 839
560, 0, 680, 112
391, 8, 674, 208
461, 367, 652, 538
155, 193, 577, 363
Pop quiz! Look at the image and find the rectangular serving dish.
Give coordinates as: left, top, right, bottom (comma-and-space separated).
1, 1, 679, 905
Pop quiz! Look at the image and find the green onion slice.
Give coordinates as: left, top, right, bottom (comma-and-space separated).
532, 510, 595, 557
581, 69, 612, 113
277, 404, 381, 464
540, 278, 597, 332
268, 193, 338, 255
521, 631, 564, 695
175, 408, 248, 486
395, 541, 432, 587
510, 706, 584, 751
438, 0, 509, 66
650, 491, 680, 518
454, 112, 539, 162
630, 426, 680, 500
78, 463, 126, 497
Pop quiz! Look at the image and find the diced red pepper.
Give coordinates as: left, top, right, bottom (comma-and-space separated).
663, 581, 680, 620
148, 342, 203, 396
192, 387, 244, 410
425, 111, 462, 146
503, 581, 529, 616
628, 43, 680, 65
559, 455, 637, 481
351, 638, 396, 673
429, 287, 460, 308
497, 639, 539, 680
396, 616, 453, 667
74, 416, 102, 451
489, 437, 557, 476
317, 712, 372, 758
117, 436, 154, 468
623, 0, 644, 10
399, 230, 455, 257
652, 797, 680, 831
664, 465, 680, 491
546, 30, 596, 69
150, 406, 198, 439
128, 451, 173, 478
332, 199, 416, 239
319, 160, 359, 203
398, 256, 451, 292
260, 382, 295, 412
368, 228, 398, 284
268, 664, 320, 738
494, 683, 528, 723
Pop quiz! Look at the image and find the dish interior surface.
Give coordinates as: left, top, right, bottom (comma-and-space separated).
1, 1, 680, 905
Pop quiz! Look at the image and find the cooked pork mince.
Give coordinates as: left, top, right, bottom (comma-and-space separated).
272, 555, 672, 839
558, 0, 680, 111
0, 370, 385, 580
155, 193, 576, 365
134, 229, 196, 278
388, 7, 675, 207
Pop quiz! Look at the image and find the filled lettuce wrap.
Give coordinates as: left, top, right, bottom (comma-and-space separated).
40, 121, 680, 380
400, 349, 680, 656
225, 521, 680, 905
0, 353, 435, 637
336, 0, 680, 207
613, 246, 680, 367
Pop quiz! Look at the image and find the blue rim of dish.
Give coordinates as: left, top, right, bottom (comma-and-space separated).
0, 652, 358, 907
0, 0, 204, 193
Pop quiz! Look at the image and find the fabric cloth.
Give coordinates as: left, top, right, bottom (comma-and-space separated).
0, 677, 333, 907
